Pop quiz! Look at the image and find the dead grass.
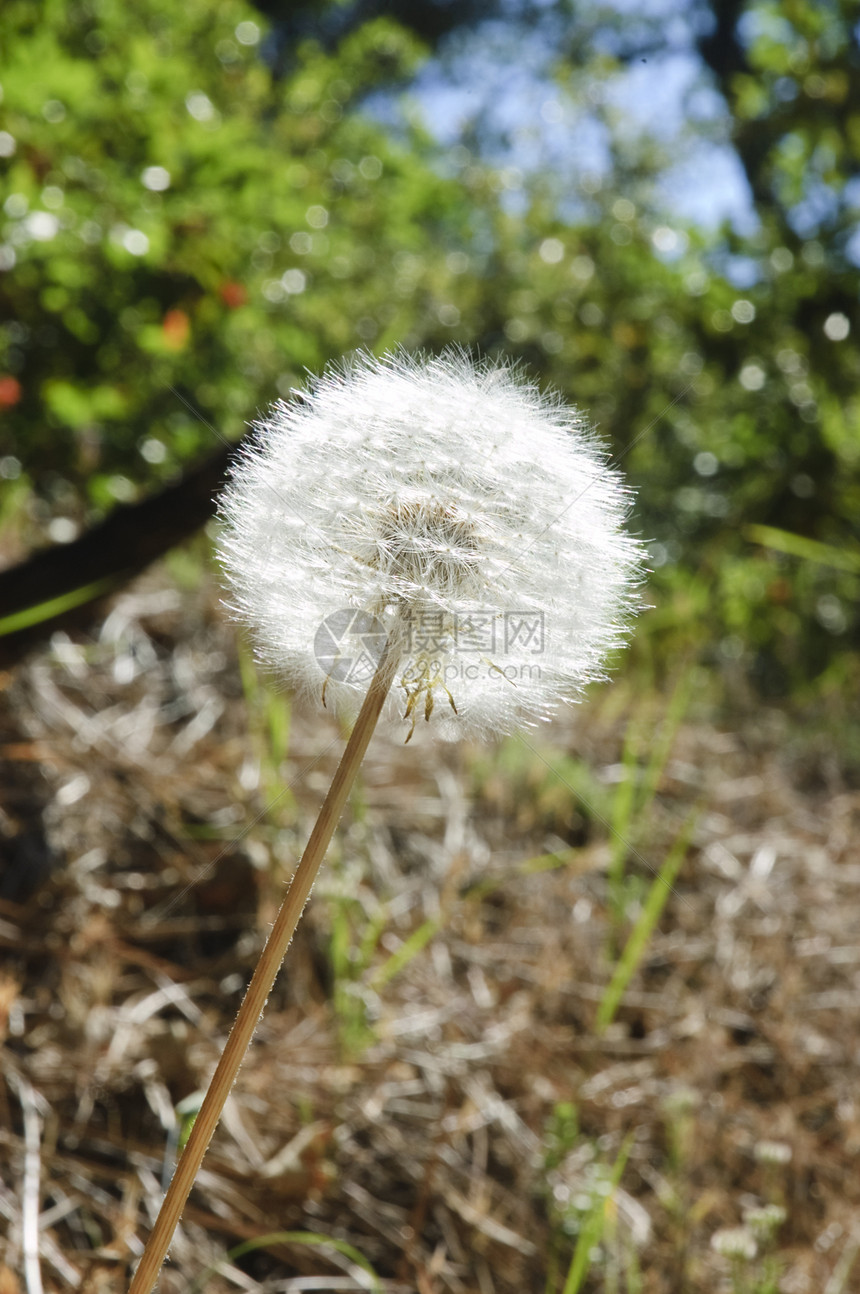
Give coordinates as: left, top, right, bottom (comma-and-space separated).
1, 560, 859, 1294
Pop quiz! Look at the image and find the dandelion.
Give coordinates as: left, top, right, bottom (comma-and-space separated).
129, 349, 643, 1293
754, 1139, 792, 1165
219, 349, 642, 740
711, 1226, 758, 1262
743, 1203, 787, 1240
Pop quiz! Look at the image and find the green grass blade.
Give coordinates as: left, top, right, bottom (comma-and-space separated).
188, 1229, 382, 1294
562, 1135, 634, 1294
267, 692, 291, 766
746, 523, 860, 574
596, 813, 696, 1034
636, 672, 692, 815
0, 576, 118, 636
371, 917, 440, 990
607, 721, 639, 901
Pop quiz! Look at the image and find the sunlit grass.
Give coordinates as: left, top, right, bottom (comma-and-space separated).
596, 811, 696, 1034
237, 642, 296, 821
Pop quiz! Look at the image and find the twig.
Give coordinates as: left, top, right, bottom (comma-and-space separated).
0, 439, 238, 662
9, 1071, 48, 1294
129, 632, 401, 1294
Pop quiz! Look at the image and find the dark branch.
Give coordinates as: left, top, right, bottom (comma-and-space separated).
0, 438, 244, 664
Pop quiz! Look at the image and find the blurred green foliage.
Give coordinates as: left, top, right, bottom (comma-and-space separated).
1, 0, 858, 698
0, 0, 472, 493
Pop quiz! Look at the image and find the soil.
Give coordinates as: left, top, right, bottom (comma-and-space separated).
1, 561, 859, 1293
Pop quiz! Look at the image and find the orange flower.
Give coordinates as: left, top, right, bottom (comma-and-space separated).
219, 280, 247, 309
162, 309, 190, 350
0, 376, 22, 408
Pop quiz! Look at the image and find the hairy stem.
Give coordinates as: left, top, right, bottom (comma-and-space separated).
129, 634, 400, 1294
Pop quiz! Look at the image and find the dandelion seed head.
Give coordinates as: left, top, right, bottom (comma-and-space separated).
743, 1204, 786, 1238
710, 1227, 758, 1262
218, 349, 645, 739
754, 1139, 792, 1165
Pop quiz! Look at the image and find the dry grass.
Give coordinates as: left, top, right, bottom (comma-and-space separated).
1, 559, 859, 1294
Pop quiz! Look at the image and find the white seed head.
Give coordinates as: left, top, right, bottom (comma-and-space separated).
710, 1227, 758, 1262
753, 1139, 792, 1166
217, 349, 645, 740
743, 1204, 786, 1238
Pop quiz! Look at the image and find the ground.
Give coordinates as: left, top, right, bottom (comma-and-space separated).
1, 558, 859, 1294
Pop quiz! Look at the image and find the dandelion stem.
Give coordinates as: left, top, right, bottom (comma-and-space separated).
129, 633, 401, 1294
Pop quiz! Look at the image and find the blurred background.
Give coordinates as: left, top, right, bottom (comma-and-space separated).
1, 0, 858, 697
2, 2, 860, 1292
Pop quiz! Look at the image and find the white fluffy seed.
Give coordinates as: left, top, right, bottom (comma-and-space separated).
218, 348, 645, 740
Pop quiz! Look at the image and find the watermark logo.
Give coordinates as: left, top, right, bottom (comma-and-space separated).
504, 612, 544, 654
401, 657, 543, 686
313, 609, 387, 686
314, 607, 546, 688
403, 610, 544, 655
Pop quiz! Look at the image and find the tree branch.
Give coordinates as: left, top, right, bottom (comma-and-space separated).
0, 439, 243, 664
